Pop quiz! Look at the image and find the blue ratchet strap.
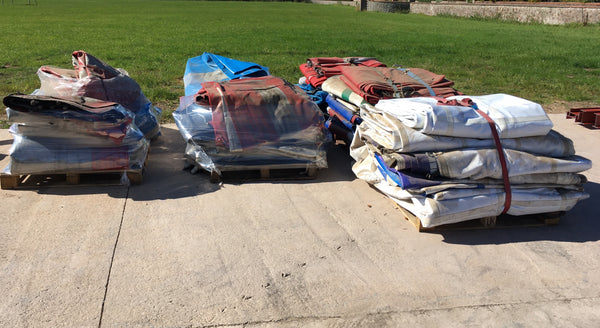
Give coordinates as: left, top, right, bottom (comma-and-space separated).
397, 68, 436, 97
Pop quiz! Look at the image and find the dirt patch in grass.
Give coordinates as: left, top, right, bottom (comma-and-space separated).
543, 100, 600, 114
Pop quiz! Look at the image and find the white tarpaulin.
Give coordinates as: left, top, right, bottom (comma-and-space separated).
373, 94, 553, 138
351, 94, 591, 227
357, 105, 574, 158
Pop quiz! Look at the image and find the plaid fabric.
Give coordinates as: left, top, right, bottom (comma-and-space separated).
340, 66, 461, 104
196, 76, 325, 151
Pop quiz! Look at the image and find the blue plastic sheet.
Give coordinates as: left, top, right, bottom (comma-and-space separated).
183, 53, 270, 96
296, 82, 329, 111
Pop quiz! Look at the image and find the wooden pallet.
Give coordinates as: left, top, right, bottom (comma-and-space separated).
0, 169, 143, 189
209, 164, 319, 183
393, 203, 562, 232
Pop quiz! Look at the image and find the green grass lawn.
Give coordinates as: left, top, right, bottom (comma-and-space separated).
1, 0, 599, 124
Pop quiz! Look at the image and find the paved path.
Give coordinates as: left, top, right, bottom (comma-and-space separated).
1, 114, 599, 327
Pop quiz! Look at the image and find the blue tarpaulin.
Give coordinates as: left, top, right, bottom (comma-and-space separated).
183, 52, 270, 96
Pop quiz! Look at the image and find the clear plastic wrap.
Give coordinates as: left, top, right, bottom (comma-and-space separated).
5, 133, 148, 175
174, 76, 331, 175
36, 50, 161, 139
3, 94, 149, 176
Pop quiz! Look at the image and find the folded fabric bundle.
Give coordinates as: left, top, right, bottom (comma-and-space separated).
4, 94, 131, 123
374, 180, 589, 227
183, 52, 270, 96
37, 50, 161, 139
357, 104, 574, 157
321, 75, 368, 108
9, 123, 145, 148
351, 134, 587, 189
174, 76, 331, 174
350, 94, 591, 227
339, 66, 461, 104
4, 94, 135, 142
3, 94, 149, 176
371, 146, 590, 185
373, 94, 553, 139
299, 57, 386, 88
197, 76, 326, 151
7, 133, 148, 175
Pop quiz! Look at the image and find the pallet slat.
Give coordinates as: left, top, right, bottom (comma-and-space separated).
1, 169, 143, 189
209, 164, 319, 183
393, 202, 561, 232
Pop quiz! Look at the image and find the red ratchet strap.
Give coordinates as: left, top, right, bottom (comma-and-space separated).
436, 97, 512, 214
474, 108, 512, 214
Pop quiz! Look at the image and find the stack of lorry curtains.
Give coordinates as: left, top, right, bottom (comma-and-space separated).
350, 94, 591, 227
174, 75, 330, 175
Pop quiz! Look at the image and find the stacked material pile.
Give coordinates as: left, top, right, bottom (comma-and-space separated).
175, 60, 330, 175
350, 94, 591, 227
36, 51, 161, 139
3, 94, 148, 177
2, 51, 155, 181
299, 57, 387, 89
298, 57, 462, 145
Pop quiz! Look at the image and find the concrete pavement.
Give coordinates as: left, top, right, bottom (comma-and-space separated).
1, 114, 599, 327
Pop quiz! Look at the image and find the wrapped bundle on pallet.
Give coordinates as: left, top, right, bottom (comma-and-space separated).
350, 94, 591, 228
174, 75, 331, 177
298, 57, 463, 146
36, 50, 161, 139
2, 94, 149, 184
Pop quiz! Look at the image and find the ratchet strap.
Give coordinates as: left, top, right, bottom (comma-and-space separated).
474, 106, 512, 214
437, 97, 512, 214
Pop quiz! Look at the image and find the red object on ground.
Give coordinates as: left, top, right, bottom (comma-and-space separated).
567, 107, 600, 128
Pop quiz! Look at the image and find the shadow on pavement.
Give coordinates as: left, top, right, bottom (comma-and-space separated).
319, 143, 357, 183
34, 126, 357, 200
439, 182, 600, 245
